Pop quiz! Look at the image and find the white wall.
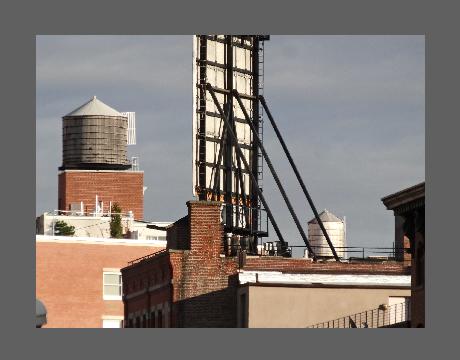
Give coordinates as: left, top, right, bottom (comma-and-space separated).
37, 213, 171, 240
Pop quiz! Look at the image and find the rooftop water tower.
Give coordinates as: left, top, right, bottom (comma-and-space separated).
58, 96, 144, 220
307, 210, 346, 259
61, 96, 130, 170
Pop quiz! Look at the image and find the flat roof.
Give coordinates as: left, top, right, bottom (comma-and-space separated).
36, 235, 167, 247
238, 270, 411, 287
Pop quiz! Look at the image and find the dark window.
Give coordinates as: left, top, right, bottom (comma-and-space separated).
240, 293, 247, 328
135, 316, 140, 328
416, 241, 425, 286
158, 310, 163, 328
150, 312, 156, 328
142, 314, 147, 328
128, 319, 133, 328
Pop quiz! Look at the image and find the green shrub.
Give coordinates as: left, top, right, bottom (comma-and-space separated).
54, 220, 75, 236
110, 203, 123, 239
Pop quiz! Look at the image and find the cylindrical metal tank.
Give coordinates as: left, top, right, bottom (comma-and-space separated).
307, 209, 346, 258
61, 96, 130, 170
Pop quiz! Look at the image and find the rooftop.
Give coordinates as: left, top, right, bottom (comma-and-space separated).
381, 182, 425, 210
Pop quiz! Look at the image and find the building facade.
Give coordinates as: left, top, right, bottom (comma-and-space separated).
382, 181, 425, 328
36, 235, 166, 328
36, 212, 170, 240
122, 201, 411, 328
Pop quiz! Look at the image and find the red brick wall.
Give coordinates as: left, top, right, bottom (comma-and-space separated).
170, 201, 238, 327
122, 201, 239, 327
166, 216, 190, 250
58, 170, 144, 220
36, 240, 163, 328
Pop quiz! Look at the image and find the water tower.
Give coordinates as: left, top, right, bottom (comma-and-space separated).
307, 210, 346, 258
58, 96, 144, 219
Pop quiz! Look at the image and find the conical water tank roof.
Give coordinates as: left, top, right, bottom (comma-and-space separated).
65, 96, 123, 117
308, 209, 342, 224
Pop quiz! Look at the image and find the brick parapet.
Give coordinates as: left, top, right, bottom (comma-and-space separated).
242, 257, 410, 275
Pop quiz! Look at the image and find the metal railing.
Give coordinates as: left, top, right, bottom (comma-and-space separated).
225, 240, 405, 261
295, 245, 404, 260
308, 300, 411, 328
48, 209, 135, 218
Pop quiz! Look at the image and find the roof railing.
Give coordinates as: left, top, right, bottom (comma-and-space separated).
307, 300, 411, 328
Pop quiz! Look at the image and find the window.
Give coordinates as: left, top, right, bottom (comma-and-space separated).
240, 293, 247, 328
150, 311, 156, 328
102, 319, 123, 328
103, 271, 122, 300
158, 309, 163, 328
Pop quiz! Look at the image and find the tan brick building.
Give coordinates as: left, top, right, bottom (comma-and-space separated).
36, 235, 165, 328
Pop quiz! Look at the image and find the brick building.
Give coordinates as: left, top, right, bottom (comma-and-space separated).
382, 182, 425, 328
58, 96, 144, 220
121, 201, 411, 328
36, 235, 166, 328
58, 170, 144, 220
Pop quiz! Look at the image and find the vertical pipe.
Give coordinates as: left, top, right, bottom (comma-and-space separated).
252, 36, 260, 246
224, 35, 234, 229
259, 96, 340, 261
198, 35, 207, 200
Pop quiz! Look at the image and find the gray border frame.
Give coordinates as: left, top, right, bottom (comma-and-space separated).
1, 0, 454, 358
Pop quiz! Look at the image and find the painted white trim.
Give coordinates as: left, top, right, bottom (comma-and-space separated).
102, 318, 124, 328
36, 235, 166, 247
238, 271, 411, 287
58, 169, 144, 174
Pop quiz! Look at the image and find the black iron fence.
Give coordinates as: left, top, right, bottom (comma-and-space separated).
308, 300, 411, 328
257, 243, 405, 260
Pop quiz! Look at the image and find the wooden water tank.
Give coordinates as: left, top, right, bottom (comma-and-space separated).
61, 96, 130, 170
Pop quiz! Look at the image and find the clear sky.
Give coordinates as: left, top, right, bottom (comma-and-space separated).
36, 35, 424, 251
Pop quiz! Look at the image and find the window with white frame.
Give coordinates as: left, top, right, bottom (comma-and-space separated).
102, 318, 124, 328
103, 271, 122, 300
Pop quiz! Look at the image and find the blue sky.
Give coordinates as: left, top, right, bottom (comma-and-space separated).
36, 35, 424, 251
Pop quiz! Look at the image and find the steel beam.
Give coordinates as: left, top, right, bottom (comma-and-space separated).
234, 90, 317, 258
207, 83, 286, 246
259, 96, 340, 261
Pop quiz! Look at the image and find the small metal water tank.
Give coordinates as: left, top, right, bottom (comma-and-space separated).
308, 209, 346, 258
